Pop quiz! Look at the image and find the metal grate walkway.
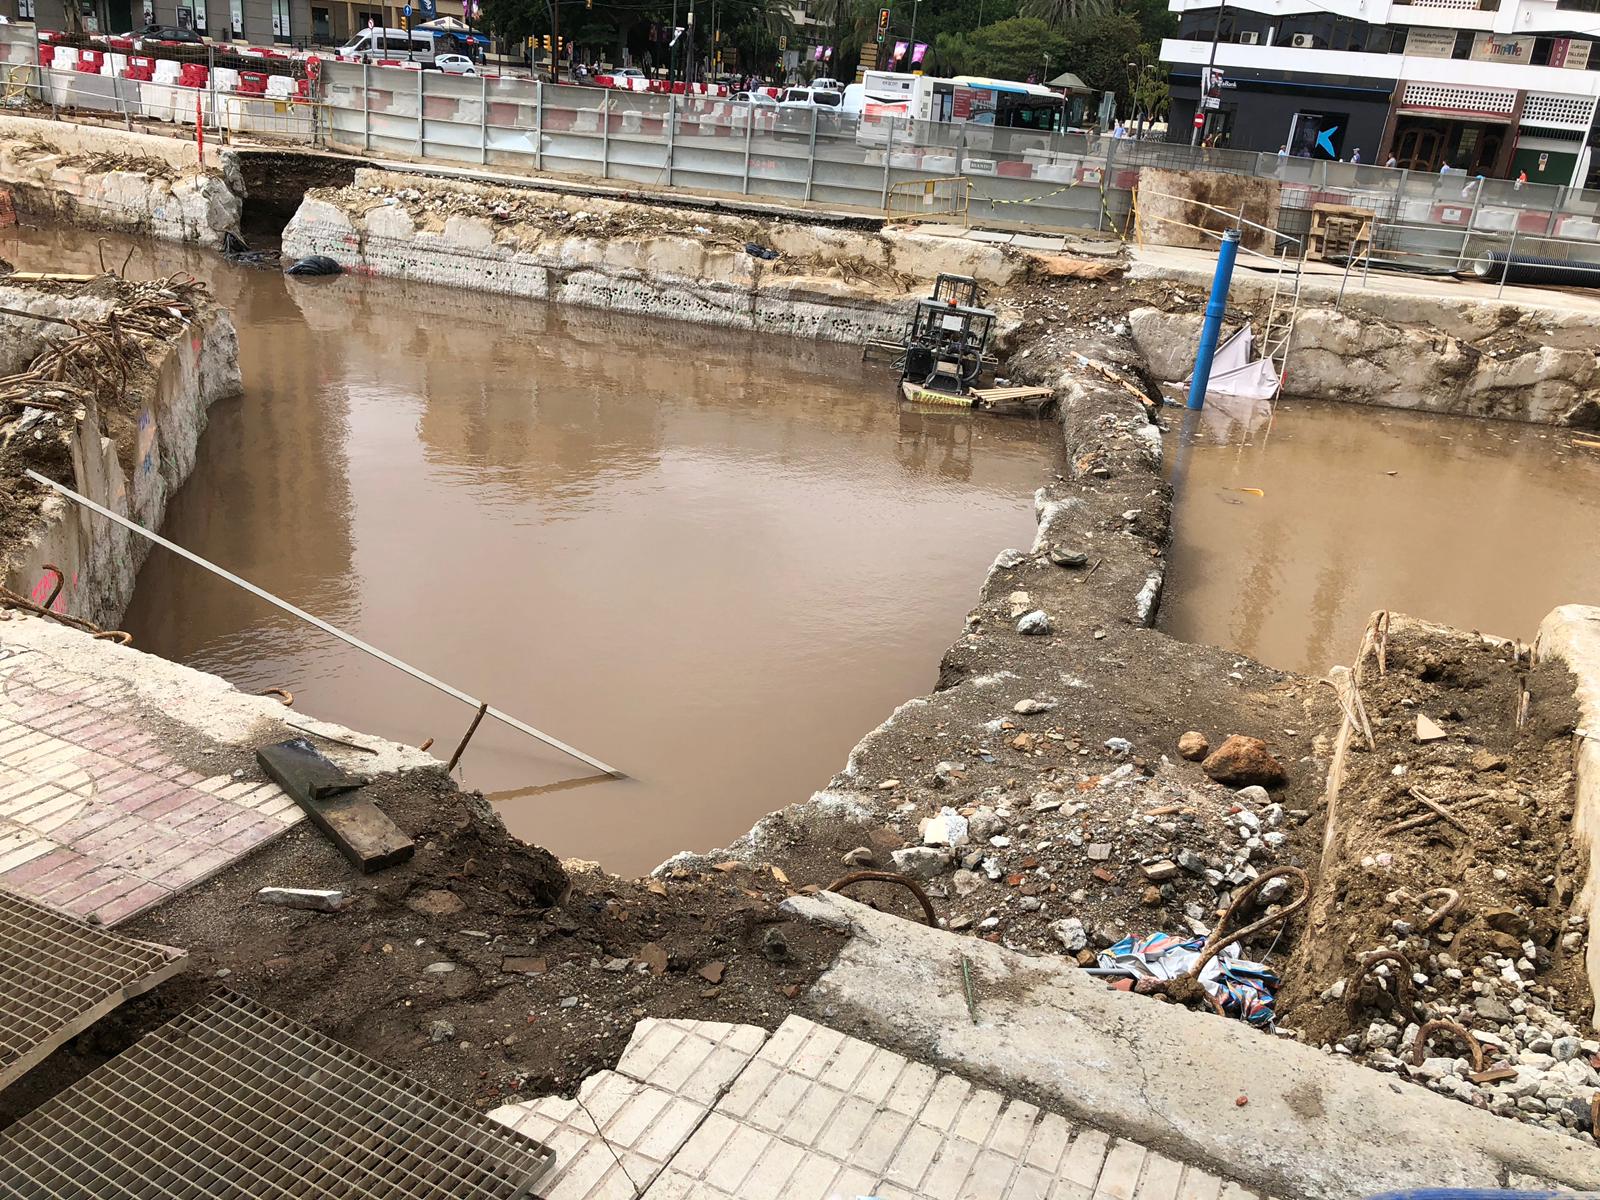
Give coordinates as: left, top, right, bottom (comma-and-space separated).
0, 991, 557, 1199
0, 887, 185, 1093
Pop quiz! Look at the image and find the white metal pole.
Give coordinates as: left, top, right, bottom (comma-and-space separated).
24, 469, 624, 779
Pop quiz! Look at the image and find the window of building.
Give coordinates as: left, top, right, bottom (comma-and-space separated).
271, 0, 291, 41
1452, 29, 1474, 57
16, 0, 33, 18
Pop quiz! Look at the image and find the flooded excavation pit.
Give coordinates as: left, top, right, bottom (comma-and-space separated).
1, 227, 1060, 877
1160, 399, 1600, 677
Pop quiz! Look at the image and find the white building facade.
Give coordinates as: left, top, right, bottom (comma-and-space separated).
1161, 0, 1600, 185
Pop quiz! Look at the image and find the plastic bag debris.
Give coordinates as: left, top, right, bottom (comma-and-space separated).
1096, 932, 1280, 1026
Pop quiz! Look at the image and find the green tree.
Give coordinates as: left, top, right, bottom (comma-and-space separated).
1018, 0, 1109, 26
934, 16, 1066, 80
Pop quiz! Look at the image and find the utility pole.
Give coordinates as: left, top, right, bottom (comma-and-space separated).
908, 0, 920, 59
686, 0, 695, 83
670, 0, 678, 84
1192, 0, 1224, 146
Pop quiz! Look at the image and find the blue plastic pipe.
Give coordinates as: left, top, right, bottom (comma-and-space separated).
1186, 228, 1242, 411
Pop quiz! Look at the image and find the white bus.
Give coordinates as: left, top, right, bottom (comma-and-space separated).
339, 27, 438, 62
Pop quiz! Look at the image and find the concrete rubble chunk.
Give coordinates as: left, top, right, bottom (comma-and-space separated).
921, 807, 970, 848
1016, 610, 1053, 636
890, 846, 948, 880
255, 886, 353, 913
1177, 730, 1210, 761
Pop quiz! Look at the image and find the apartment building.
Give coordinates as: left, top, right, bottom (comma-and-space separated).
1161, 0, 1600, 185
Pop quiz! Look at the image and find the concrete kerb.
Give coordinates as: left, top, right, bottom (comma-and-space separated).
1534, 604, 1600, 1027
783, 891, 1600, 1200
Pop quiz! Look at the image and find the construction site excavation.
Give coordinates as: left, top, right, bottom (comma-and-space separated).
4, 103, 1600, 1200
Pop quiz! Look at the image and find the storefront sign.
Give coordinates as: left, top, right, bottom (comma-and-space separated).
1551, 38, 1592, 69
1470, 33, 1533, 63
1403, 28, 1455, 58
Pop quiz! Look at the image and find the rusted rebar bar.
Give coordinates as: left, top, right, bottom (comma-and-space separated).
826, 870, 938, 926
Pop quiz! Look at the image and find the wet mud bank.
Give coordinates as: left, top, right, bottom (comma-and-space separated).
281, 167, 1024, 342
0, 277, 239, 628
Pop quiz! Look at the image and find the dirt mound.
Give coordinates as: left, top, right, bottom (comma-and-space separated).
0, 770, 842, 1125
1279, 615, 1594, 1140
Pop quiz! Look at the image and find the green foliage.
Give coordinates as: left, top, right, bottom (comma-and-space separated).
935, 16, 1066, 80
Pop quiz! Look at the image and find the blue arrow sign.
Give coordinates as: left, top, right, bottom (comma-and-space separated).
1315, 125, 1339, 157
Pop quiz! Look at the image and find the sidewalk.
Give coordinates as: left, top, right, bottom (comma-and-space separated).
493, 1016, 1265, 1200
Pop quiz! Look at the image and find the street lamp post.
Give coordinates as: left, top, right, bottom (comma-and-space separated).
908, 0, 922, 68
1042, 51, 1051, 86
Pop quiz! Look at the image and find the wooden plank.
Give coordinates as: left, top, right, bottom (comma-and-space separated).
972, 386, 1053, 402
256, 739, 414, 873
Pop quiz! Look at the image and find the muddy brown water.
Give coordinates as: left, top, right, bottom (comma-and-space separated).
2, 227, 1060, 876
1161, 399, 1600, 677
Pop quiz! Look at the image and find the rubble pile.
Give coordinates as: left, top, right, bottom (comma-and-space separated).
1276, 616, 1593, 1139
851, 721, 1314, 971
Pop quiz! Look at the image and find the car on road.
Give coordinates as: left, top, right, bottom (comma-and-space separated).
133, 23, 203, 43
731, 90, 778, 107
774, 85, 845, 139
611, 66, 645, 80
433, 53, 477, 75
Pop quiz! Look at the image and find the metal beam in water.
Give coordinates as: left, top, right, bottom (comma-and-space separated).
24, 468, 625, 780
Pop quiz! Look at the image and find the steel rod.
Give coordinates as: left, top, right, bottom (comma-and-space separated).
24, 469, 623, 778
446, 702, 489, 773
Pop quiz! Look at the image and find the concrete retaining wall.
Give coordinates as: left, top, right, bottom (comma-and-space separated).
0, 127, 238, 248
2, 292, 241, 628
282, 168, 1021, 344
1535, 605, 1600, 1024
1128, 302, 1600, 426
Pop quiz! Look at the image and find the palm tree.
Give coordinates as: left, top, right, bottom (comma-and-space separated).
1019, 0, 1110, 25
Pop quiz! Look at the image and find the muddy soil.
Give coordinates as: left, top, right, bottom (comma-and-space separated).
1283, 619, 1588, 1032
0, 771, 843, 1127
1277, 616, 1595, 1138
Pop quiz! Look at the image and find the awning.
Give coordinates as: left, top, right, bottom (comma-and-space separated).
1047, 71, 1091, 94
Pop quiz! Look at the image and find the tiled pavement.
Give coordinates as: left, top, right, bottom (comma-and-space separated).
0, 645, 300, 925
493, 1016, 1268, 1200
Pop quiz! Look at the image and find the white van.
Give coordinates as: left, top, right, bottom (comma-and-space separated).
340, 27, 437, 62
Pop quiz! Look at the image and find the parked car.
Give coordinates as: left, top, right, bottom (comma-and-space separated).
731, 90, 778, 107
774, 85, 845, 139
612, 66, 645, 79
728, 90, 779, 130
433, 53, 477, 75
133, 23, 203, 43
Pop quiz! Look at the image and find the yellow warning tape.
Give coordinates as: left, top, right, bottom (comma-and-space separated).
971, 172, 1132, 244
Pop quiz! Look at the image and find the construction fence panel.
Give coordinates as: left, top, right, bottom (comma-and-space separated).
603, 89, 672, 185
416, 68, 484, 164
665, 94, 743, 194
810, 114, 896, 212
744, 117, 814, 202
539, 81, 607, 178
482, 74, 541, 169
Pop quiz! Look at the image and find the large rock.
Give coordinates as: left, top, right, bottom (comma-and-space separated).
1200, 735, 1287, 788
1177, 731, 1209, 761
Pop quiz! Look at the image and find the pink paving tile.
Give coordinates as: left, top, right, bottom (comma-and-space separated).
150, 846, 235, 890
47, 807, 125, 844
90, 881, 173, 926
167, 799, 231, 834
126, 790, 194, 821
71, 815, 150, 855
38, 866, 126, 907
0, 845, 84, 886
68, 875, 146, 917
196, 808, 267, 845
14, 855, 100, 897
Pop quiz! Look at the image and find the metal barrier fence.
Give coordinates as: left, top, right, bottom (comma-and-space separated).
8, 23, 1600, 260
886, 176, 971, 225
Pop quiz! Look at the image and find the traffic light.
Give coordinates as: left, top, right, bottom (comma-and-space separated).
876, 7, 889, 40
542, 33, 551, 51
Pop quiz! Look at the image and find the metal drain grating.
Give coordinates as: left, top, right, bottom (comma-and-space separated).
0, 887, 185, 1093
0, 991, 558, 1199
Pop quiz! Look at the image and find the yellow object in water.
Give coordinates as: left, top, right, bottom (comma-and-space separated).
1232, 487, 1266, 497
